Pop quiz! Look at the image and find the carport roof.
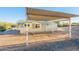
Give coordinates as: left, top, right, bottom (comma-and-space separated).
27, 8, 79, 21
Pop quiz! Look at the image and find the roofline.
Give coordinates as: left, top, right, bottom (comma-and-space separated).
27, 7, 79, 17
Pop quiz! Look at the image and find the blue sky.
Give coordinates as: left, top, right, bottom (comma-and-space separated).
0, 7, 79, 23
0, 7, 26, 23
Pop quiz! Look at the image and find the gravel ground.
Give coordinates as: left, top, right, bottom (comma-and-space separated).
0, 39, 79, 51
24, 39, 79, 51
0, 26, 79, 51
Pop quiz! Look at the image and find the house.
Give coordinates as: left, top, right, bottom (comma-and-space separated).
26, 20, 58, 33
18, 20, 58, 34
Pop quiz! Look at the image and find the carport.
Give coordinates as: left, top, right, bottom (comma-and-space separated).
26, 8, 79, 46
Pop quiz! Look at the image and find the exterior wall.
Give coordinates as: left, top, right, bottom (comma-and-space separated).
18, 21, 58, 34
28, 22, 42, 33
18, 25, 26, 34
29, 21, 58, 33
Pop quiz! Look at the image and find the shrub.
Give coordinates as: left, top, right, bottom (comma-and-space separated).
0, 26, 6, 32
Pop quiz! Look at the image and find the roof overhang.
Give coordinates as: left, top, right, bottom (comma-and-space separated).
27, 8, 79, 21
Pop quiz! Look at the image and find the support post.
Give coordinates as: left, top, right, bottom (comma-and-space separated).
26, 25, 29, 46
68, 18, 72, 39
26, 7, 29, 46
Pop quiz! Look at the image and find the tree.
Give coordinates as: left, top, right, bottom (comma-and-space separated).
0, 26, 6, 32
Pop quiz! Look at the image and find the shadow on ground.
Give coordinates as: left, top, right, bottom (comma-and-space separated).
0, 39, 79, 51
25, 39, 79, 51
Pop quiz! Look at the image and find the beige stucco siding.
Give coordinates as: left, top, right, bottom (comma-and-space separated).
29, 21, 57, 33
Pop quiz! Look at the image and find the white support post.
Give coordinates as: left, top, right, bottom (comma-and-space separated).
68, 18, 72, 39
26, 25, 29, 46
26, 7, 29, 46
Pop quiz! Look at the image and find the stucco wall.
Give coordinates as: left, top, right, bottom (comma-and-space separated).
29, 21, 57, 33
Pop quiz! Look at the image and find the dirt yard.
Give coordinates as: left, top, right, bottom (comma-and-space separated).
0, 35, 26, 46
0, 26, 79, 50
0, 31, 68, 47
29, 31, 69, 43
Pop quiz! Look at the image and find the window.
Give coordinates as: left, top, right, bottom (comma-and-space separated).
25, 24, 30, 28
28, 24, 30, 27
24, 24, 26, 27
35, 24, 40, 28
